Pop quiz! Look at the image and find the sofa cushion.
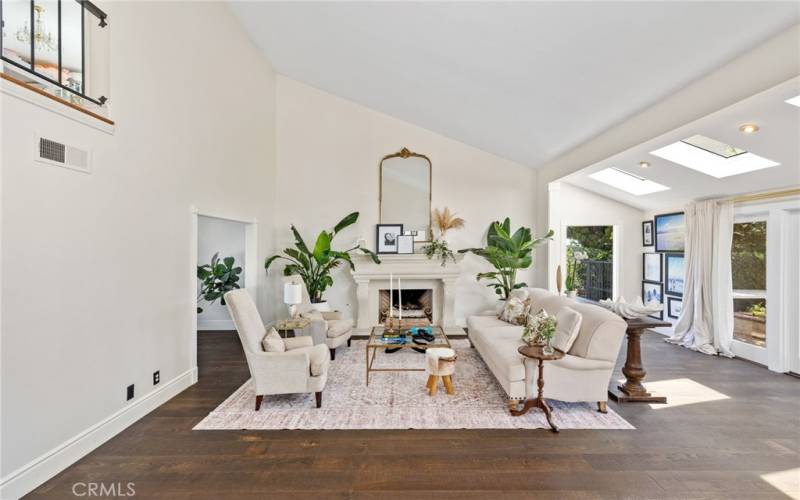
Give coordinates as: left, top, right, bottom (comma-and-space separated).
261, 327, 286, 353
548, 353, 614, 371
327, 319, 353, 338
301, 310, 324, 321
480, 336, 526, 383
467, 315, 511, 331
552, 306, 582, 353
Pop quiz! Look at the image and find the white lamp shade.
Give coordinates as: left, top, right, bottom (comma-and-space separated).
283, 282, 303, 305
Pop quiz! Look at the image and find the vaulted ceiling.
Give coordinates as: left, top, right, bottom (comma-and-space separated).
229, 1, 798, 168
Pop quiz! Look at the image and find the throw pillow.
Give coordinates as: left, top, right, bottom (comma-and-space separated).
499, 295, 530, 325
301, 310, 324, 321
552, 306, 583, 353
261, 327, 286, 353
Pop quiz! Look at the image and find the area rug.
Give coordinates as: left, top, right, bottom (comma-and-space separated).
194, 339, 634, 430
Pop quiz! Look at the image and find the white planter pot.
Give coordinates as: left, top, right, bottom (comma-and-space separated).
310, 301, 331, 312
567, 290, 578, 298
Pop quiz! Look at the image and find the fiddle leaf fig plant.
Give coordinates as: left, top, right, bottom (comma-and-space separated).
265, 212, 380, 303
460, 218, 553, 299
197, 252, 242, 313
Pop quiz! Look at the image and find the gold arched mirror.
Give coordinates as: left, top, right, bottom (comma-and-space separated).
380, 148, 432, 242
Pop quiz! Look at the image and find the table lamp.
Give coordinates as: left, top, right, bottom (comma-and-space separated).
284, 281, 303, 319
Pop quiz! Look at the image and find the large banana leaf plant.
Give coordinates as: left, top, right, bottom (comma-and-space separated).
265, 212, 380, 303
460, 218, 553, 299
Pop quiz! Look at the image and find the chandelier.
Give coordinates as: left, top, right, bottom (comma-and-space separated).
16, 5, 57, 52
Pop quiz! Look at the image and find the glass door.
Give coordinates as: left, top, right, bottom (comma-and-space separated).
730, 216, 768, 364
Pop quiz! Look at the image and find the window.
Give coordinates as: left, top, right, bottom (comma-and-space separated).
732, 220, 767, 347
1, 0, 109, 110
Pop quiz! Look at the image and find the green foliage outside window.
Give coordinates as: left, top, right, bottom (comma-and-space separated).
731, 221, 766, 291
565, 226, 613, 292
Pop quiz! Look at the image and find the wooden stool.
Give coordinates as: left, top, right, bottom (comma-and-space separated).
425, 347, 457, 396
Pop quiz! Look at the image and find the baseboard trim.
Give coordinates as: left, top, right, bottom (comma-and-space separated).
197, 319, 235, 331
0, 368, 195, 499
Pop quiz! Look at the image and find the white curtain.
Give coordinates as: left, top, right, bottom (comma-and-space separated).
666, 200, 734, 356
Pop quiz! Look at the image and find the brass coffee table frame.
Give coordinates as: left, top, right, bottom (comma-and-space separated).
365, 326, 450, 386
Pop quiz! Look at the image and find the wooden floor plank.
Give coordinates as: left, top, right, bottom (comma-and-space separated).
24, 330, 800, 499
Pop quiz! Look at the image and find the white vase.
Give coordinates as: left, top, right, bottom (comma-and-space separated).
310, 301, 331, 312
567, 290, 578, 298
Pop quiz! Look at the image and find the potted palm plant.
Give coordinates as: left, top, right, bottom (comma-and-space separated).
460, 218, 553, 300
196, 253, 242, 313
265, 212, 380, 309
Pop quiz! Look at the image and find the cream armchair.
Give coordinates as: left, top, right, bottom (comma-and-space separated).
283, 276, 353, 360
224, 289, 329, 410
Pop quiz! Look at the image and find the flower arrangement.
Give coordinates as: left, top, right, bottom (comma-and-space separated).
522, 310, 557, 353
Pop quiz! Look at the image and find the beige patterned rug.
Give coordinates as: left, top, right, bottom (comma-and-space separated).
194, 339, 633, 430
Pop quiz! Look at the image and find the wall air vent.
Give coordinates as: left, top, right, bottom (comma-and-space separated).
34, 135, 91, 174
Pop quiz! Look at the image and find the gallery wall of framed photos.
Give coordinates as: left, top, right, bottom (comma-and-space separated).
642, 211, 685, 321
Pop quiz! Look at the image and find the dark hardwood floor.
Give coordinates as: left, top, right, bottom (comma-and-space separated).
27, 331, 799, 499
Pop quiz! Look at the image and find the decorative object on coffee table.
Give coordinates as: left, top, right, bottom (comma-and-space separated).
366, 325, 450, 385
425, 347, 457, 396
511, 344, 565, 432
608, 316, 669, 404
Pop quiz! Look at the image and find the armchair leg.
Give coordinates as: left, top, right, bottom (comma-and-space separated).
597, 401, 607, 413
330, 348, 336, 360
315, 391, 322, 408
255, 395, 263, 411
347, 337, 352, 347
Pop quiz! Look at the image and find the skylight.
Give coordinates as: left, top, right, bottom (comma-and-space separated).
588, 167, 670, 196
650, 135, 779, 178
786, 95, 800, 107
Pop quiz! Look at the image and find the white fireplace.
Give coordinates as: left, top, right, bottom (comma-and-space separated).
350, 253, 463, 335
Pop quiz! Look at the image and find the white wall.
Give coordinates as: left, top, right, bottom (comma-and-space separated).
532, 25, 800, 289
548, 182, 645, 302
274, 76, 539, 325
197, 216, 246, 331
0, 2, 277, 496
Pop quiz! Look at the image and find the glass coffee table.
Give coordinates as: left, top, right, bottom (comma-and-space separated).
365, 326, 450, 385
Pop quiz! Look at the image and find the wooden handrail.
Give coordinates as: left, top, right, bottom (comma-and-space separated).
1, 72, 114, 126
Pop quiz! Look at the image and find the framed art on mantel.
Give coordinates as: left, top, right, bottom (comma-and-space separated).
396, 234, 414, 254
376, 224, 403, 254
642, 220, 654, 246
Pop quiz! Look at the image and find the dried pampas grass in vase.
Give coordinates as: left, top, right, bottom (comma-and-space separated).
433, 207, 465, 239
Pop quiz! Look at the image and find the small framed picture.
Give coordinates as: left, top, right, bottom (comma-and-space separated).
665, 253, 685, 297
667, 296, 683, 319
643, 253, 662, 283
376, 224, 403, 254
397, 234, 414, 254
642, 220, 654, 246
642, 281, 663, 320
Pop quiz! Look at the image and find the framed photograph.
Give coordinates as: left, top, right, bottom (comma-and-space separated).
667, 296, 683, 320
665, 253, 685, 297
376, 224, 403, 254
396, 234, 414, 254
642, 281, 663, 319
654, 212, 685, 253
643, 253, 662, 283
642, 220, 654, 246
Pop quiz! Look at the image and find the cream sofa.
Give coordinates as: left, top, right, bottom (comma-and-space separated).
467, 288, 627, 412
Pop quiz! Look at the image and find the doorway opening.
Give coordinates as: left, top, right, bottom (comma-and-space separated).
565, 225, 614, 301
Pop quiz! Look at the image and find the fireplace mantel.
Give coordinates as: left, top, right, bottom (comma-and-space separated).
350, 253, 463, 334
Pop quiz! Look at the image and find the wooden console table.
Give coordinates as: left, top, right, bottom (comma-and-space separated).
608, 316, 669, 404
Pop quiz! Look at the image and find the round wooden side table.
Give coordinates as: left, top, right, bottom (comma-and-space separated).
511, 344, 565, 433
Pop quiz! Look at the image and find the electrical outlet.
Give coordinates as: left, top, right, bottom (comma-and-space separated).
153, 371, 160, 385
126, 384, 134, 401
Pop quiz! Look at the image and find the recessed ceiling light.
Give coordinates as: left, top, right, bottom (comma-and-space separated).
588, 167, 670, 196
786, 95, 800, 107
739, 123, 759, 134
639, 161, 650, 168
651, 135, 779, 178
